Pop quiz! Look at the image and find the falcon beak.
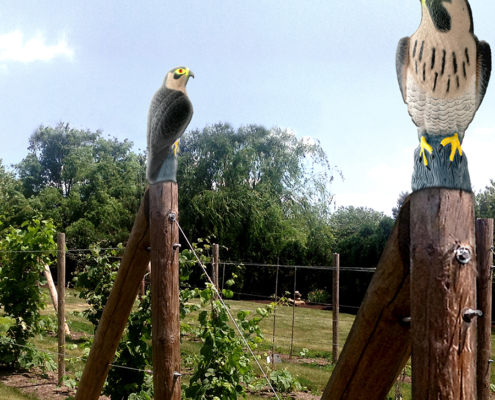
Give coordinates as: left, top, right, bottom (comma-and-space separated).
187, 69, 195, 79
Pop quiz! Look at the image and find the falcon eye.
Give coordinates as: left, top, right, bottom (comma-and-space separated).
173, 67, 188, 79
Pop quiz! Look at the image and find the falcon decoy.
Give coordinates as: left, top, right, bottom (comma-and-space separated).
396, 0, 491, 190
146, 66, 194, 184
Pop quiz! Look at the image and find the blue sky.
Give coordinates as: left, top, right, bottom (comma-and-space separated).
1, 0, 494, 215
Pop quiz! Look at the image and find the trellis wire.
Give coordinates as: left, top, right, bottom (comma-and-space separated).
176, 220, 280, 400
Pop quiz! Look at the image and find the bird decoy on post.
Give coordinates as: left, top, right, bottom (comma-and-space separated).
146, 66, 194, 184
396, 0, 491, 192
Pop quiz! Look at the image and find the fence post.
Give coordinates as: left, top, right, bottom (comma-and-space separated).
332, 253, 340, 364
289, 267, 297, 359
411, 189, 476, 398
57, 232, 66, 384
476, 218, 493, 400
212, 244, 219, 291
150, 182, 181, 400
271, 258, 279, 370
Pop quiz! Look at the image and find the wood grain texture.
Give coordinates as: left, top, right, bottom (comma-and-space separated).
75, 189, 151, 400
321, 196, 412, 400
410, 189, 476, 400
476, 218, 493, 400
149, 182, 181, 400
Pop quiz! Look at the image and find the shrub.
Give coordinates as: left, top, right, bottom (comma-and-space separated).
307, 289, 330, 304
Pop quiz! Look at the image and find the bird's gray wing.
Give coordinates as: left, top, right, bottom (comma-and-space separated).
475, 40, 492, 110
396, 36, 410, 103
147, 90, 193, 183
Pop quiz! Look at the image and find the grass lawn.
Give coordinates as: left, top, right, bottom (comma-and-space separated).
0, 383, 39, 400
6, 288, 493, 399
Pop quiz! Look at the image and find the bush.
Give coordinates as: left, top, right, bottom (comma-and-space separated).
269, 369, 302, 393
0, 219, 56, 367
307, 289, 329, 304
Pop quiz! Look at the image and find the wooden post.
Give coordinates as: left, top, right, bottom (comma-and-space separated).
212, 244, 219, 291
476, 218, 493, 400
410, 189, 476, 399
75, 190, 151, 400
332, 253, 339, 364
150, 182, 181, 400
271, 259, 279, 370
321, 196, 411, 400
44, 264, 70, 335
289, 267, 296, 359
57, 233, 66, 384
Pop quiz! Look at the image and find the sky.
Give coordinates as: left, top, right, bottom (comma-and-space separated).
0, 0, 494, 216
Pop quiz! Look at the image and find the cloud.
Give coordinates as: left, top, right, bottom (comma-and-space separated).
0, 31, 74, 63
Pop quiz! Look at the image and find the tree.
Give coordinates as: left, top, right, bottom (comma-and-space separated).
15, 123, 147, 250
476, 180, 495, 220
178, 123, 337, 263
392, 191, 410, 219
329, 206, 394, 310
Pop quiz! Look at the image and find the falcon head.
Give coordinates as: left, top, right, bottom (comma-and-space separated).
163, 66, 194, 95
420, 0, 474, 34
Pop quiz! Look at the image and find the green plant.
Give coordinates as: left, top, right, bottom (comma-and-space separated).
0, 219, 56, 366
269, 369, 302, 393
307, 289, 330, 304
73, 243, 123, 330
299, 348, 309, 357
184, 280, 273, 399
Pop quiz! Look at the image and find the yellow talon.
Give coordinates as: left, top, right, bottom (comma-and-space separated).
173, 139, 180, 156
420, 136, 433, 166
440, 133, 462, 162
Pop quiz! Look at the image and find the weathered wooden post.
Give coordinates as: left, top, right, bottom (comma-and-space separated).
289, 267, 297, 359
332, 253, 339, 364
149, 183, 181, 399
212, 243, 219, 291
75, 191, 151, 400
410, 189, 477, 399
321, 199, 412, 400
57, 232, 66, 384
476, 218, 493, 400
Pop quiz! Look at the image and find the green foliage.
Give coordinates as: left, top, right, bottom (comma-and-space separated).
14, 123, 147, 250
73, 243, 123, 329
185, 281, 273, 399
269, 369, 302, 393
476, 180, 495, 219
178, 123, 338, 265
307, 289, 329, 304
0, 219, 56, 365
329, 206, 394, 309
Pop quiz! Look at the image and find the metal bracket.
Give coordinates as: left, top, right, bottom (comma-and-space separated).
455, 246, 472, 264
173, 243, 181, 250
169, 212, 177, 222
173, 372, 182, 378
463, 308, 483, 323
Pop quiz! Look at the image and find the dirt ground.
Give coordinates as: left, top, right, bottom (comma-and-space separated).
0, 367, 109, 400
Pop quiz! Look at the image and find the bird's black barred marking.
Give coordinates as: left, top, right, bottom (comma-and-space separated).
425, 0, 452, 32
419, 41, 425, 61
452, 52, 457, 74
463, 62, 466, 79
423, 63, 426, 81
446, 77, 450, 93
465, 48, 470, 65
433, 72, 438, 91
431, 48, 436, 69
415, 60, 418, 74
456, 75, 460, 88
441, 50, 446, 75
413, 40, 418, 58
